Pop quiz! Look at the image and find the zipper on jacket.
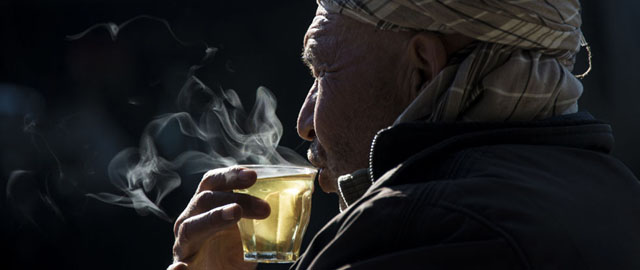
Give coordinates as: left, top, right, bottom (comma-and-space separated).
368, 126, 393, 183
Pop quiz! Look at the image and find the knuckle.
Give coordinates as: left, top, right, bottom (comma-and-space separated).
202, 168, 225, 180
195, 190, 215, 202
200, 166, 242, 190
172, 238, 181, 255
173, 218, 182, 237
194, 190, 226, 209
209, 206, 225, 223
173, 211, 191, 238
173, 210, 191, 236
177, 218, 192, 242
172, 240, 186, 263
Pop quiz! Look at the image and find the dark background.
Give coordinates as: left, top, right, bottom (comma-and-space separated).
0, 1, 638, 269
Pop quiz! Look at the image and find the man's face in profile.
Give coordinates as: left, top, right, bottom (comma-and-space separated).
296, 7, 415, 195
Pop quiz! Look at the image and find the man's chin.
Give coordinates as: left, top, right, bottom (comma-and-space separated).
317, 168, 338, 193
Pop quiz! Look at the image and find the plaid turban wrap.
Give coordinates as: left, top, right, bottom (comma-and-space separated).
318, 0, 589, 122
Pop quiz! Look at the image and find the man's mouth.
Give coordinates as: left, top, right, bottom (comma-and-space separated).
307, 140, 326, 169
307, 140, 336, 193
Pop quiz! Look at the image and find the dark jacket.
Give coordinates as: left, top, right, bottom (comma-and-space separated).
292, 112, 640, 269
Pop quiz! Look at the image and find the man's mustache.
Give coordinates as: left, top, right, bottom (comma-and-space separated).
309, 140, 319, 157
307, 139, 326, 167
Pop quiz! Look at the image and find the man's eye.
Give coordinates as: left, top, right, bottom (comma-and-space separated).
315, 69, 326, 78
309, 68, 325, 78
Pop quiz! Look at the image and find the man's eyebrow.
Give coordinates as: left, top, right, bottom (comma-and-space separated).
301, 45, 315, 68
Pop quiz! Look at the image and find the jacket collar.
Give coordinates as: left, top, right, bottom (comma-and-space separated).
337, 112, 614, 209
370, 112, 613, 183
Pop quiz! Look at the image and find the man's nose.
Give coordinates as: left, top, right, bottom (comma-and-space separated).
297, 86, 316, 141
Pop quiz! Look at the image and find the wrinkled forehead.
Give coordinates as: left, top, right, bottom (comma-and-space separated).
303, 6, 333, 48
302, 5, 398, 61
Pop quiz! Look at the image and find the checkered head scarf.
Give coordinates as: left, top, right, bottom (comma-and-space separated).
318, 0, 589, 122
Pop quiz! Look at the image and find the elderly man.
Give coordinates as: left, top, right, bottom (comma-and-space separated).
169, 0, 640, 269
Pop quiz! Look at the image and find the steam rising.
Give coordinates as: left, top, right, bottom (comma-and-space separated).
90, 80, 308, 221
66, 14, 192, 46
69, 16, 310, 221
4, 15, 308, 223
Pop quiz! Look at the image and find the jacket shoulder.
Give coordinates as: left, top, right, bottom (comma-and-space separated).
372, 144, 640, 270
294, 183, 526, 269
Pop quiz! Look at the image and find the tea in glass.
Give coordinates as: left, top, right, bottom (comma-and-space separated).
234, 165, 316, 263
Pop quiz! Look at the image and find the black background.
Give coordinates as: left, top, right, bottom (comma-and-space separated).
1, 1, 639, 269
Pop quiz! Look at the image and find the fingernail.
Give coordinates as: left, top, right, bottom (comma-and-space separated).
221, 204, 237, 221
253, 201, 269, 215
238, 169, 255, 182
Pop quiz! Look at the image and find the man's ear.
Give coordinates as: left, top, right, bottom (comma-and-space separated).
407, 32, 447, 85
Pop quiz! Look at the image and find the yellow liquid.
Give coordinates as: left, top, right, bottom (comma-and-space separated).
235, 174, 314, 263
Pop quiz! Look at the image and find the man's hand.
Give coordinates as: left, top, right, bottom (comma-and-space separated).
168, 167, 270, 270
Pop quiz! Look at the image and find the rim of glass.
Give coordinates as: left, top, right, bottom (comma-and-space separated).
236, 164, 317, 173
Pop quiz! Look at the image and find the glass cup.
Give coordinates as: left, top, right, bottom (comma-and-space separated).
234, 165, 317, 263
